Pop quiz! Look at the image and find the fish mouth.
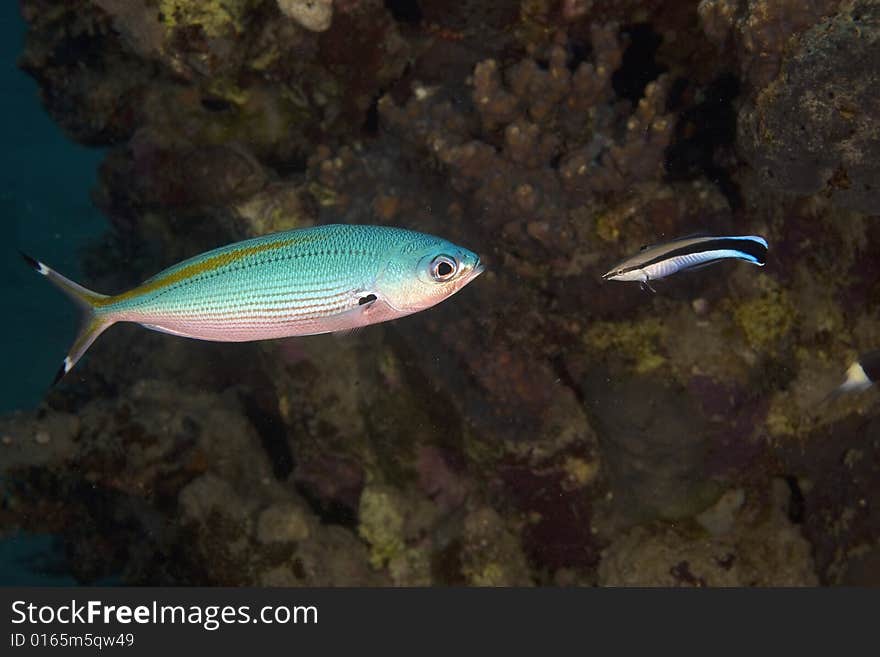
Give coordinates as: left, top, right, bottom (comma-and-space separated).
601, 270, 613, 280
470, 259, 486, 279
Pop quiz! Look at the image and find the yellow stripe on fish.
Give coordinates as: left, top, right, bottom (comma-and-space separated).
94, 236, 302, 307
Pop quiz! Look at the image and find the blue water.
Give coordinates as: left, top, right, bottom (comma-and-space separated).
1, 4, 108, 585
1, 3, 107, 413
0, 533, 78, 585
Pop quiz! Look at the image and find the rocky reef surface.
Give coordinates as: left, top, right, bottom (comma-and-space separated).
3, 0, 879, 585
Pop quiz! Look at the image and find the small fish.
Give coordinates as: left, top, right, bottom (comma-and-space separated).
819, 349, 880, 405
602, 234, 769, 292
22, 224, 484, 383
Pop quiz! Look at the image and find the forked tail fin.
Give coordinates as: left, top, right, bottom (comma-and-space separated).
20, 252, 116, 384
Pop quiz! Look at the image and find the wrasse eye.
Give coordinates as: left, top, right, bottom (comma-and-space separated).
430, 255, 458, 281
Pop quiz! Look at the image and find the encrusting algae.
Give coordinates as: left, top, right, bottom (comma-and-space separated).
159, 0, 255, 38
584, 318, 668, 374
730, 275, 797, 353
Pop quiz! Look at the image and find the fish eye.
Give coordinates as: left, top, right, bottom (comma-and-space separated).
430, 255, 458, 282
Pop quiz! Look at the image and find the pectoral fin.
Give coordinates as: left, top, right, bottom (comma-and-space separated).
332, 294, 380, 336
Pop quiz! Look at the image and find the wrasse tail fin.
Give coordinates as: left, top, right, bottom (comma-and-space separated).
20, 252, 116, 384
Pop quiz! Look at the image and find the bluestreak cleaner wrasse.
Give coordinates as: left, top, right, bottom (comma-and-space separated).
22, 224, 485, 383
602, 234, 769, 292
821, 349, 880, 405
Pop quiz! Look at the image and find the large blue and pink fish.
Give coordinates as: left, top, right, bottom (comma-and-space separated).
23, 224, 484, 382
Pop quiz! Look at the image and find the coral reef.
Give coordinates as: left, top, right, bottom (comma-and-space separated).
277, 0, 335, 32
378, 23, 674, 231
698, 0, 842, 91
599, 480, 818, 586
460, 507, 533, 586
5, 0, 880, 586
737, 0, 880, 213
699, 0, 880, 212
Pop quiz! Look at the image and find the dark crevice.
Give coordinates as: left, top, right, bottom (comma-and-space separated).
612, 23, 666, 103
49, 31, 106, 70
431, 538, 466, 585
267, 152, 309, 177
665, 73, 743, 211
566, 38, 592, 73
294, 483, 358, 529
784, 475, 806, 524
362, 92, 382, 135
550, 353, 586, 406
200, 96, 234, 113
240, 391, 294, 480
705, 166, 741, 211
665, 76, 689, 112
384, 0, 422, 24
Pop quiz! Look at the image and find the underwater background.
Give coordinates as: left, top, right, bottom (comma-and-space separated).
2, 0, 879, 586
2, 1, 106, 584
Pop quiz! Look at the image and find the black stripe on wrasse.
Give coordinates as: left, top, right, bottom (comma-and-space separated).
623, 237, 767, 273
358, 294, 377, 305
